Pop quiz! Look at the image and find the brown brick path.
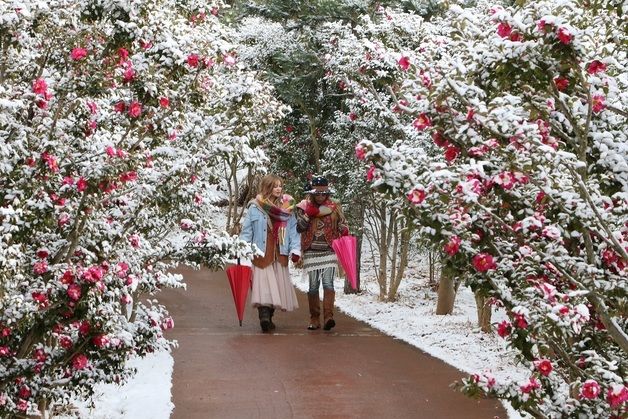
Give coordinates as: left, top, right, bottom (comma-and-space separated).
160, 266, 506, 419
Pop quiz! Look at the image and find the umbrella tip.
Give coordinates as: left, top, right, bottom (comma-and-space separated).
239, 320, 243, 327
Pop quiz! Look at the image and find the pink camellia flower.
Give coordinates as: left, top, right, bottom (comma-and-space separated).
534, 359, 553, 376
412, 113, 431, 131
92, 335, 109, 348
554, 76, 569, 91
496, 22, 512, 38
128, 101, 142, 118
443, 236, 461, 256
520, 377, 541, 394
36, 248, 49, 259
468, 145, 489, 157
496, 320, 512, 338
33, 348, 47, 362
537, 19, 553, 33
407, 188, 426, 205
494, 171, 517, 190
81, 266, 104, 283
187, 54, 200, 67
580, 379, 601, 399
31, 291, 49, 308
366, 165, 377, 182
122, 67, 135, 83
119, 171, 138, 183
18, 386, 31, 399
432, 131, 449, 148
105, 146, 116, 157
606, 384, 628, 408
113, 101, 126, 113
78, 320, 90, 335
120, 294, 133, 304
355, 144, 366, 160
67, 284, 81, 301
116, 262, 129, 278
398, 56, 410, 71
586, 60, 607, 75
32, 78, 48, 95
72, 354, 88, 370
223, 54, 236, 66
61, 270, 74, 284
33, 260, 48, 275
159, 96, 170, 108
509, 32, 523, 42
117, 47, 129, 61
87, 101, 98, 114
472, 253, 497, 272
556, 27, 573, 44
592, 94, 605, 113
161, 317, 175, 330
444, 145, 460, 162
58, 213, 71, 227
129, 234, 140, 248
348, 112, 358, 121
58, 335, 73, 349
514, 312, 528, 329
0, 346, 11, 357
76, 177, 88, 192
70, 47, 87, 61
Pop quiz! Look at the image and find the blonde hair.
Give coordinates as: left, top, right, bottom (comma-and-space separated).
258, 174, 283, 204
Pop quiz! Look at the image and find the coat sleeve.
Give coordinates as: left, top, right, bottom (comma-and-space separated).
287, 213, 301, 256
295, 207, 310, 234
239, 206, 254, 243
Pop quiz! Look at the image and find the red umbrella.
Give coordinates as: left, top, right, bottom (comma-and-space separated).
225, 262, 252, 326
332, 235, 357, 290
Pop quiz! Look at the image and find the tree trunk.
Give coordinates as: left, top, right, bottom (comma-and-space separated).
474, 291, 492, 333
376, 206, 388, 301
387, 227, 409, 302
436, 269, 457, 315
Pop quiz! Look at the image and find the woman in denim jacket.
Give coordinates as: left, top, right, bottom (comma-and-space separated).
240, 175, 301, 332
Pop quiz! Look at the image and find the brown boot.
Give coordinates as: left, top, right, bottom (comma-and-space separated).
323, 289, 336, 331
269, 307, 276, 330
307, 293, 321, 330
258, 306, 271, 333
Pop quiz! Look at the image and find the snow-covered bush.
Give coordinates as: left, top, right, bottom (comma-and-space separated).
352, 1, 626, 417
0, 0, 285, 415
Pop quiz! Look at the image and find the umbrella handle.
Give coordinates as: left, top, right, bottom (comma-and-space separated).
237, 257, 241, 266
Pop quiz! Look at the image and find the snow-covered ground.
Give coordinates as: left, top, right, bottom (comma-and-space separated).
61, 351, 174, 419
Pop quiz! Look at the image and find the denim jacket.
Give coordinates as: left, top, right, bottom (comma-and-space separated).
240, 201, 301, 258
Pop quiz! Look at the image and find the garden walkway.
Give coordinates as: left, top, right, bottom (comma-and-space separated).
160, 266, 506, 419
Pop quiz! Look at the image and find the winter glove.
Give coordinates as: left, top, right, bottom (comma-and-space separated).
291, 254, 300, 263
340, 227, 349, 237
304, 204, 320, 218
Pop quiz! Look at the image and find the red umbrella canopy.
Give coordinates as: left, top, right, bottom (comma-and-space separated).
225, 264, 252, 326
332, 235, 357, 290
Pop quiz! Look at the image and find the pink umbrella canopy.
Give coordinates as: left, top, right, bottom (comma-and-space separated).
225, 263, 252, 326
332, 235, 357, 290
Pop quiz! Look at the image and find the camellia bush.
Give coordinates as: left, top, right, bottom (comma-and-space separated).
0, 0, 285, 416
353, 0, 626, 417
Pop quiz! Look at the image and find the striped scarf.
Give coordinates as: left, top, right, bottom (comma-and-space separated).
257, 194, 294, 245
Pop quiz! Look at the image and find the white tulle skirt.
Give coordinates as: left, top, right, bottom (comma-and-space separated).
250, 262, 299, 311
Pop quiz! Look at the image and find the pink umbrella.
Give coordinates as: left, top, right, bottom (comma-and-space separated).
225, 262, 252, 326
332, 235, 357, 290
